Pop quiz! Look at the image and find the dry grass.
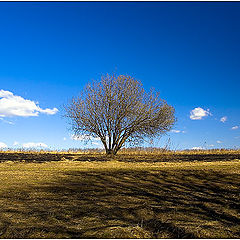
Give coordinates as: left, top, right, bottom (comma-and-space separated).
0, 152, 239, 238
1, 147, 240, 155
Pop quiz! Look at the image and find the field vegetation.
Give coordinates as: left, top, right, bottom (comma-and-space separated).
0, 149, 239, 238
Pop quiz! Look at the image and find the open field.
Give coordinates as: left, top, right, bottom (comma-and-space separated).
0, 152, 240, 238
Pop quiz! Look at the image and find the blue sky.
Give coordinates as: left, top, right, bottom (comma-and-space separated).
0, 2, 240, 150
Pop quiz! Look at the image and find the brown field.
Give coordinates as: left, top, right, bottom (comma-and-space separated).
0, 151, 240, 238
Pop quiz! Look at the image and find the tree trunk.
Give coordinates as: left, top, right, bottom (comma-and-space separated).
106, 148, 117, 156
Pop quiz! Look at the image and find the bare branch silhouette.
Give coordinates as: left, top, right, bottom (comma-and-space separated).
64, 74, 176, 155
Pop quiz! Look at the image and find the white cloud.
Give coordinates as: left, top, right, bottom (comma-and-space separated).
71, 134, 100, 141
91, 142, 104, 149
216, 140, 222, 143
191, 146, 203, 150
0, 89, 58, 117
0, 90, 13, 98
171, 130, 181, 133
71, 134, 84, 141
63, 137, 67, 141
38, 108, 58, 115
220, 116, 227, 123
231, 126, 239, 130
171, 130, 185, 133
190, 107, 210, 120
0, 142, 7, 148
12, 141, 48, 148
92, 142, 102, 146
22, 142, 48, 148
13, 141, 19, 146
207, 144, 214, 147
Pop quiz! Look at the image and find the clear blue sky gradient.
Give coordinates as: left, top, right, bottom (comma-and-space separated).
0, 2, 239, 150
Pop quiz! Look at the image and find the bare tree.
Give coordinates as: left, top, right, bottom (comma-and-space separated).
64, 74, 176, 155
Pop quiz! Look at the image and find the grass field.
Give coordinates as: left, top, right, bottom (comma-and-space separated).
0, 152, 240, 238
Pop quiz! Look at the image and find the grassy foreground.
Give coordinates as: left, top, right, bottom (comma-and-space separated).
0, 154, 240, 238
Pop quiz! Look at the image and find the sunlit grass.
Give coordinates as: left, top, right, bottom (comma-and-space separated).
0, 152, 239, 238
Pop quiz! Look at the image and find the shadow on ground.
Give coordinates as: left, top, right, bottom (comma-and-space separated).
1, 152, 240, 163
0, 169, 240, 238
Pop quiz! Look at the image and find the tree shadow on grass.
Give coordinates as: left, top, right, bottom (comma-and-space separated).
0, 153, 108, 163
0, 169, 240, 238
1, 152, 240, 163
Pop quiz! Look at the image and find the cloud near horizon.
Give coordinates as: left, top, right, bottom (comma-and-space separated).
71, 134, 103, 148
231, 126, 239, 130
0, 90, 58, 117
191, 146, 203, 150
12, 141, 48, 148
207, 144, 214, 147
190, 107, 211, 120
22, 142, 48, 148
92, 142, 104, 148
0, 142, 7, 148
71, 134, 100, 142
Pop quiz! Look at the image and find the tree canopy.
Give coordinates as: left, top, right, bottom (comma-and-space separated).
65, 74, 176, 155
